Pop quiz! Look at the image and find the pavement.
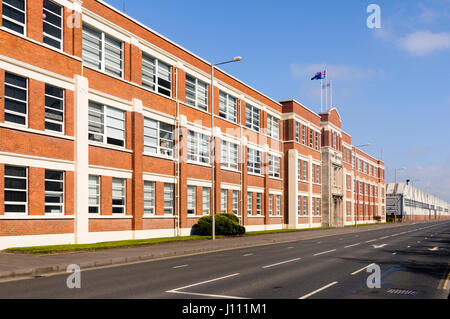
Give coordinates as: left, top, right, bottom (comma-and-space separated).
0, 221, 442, 282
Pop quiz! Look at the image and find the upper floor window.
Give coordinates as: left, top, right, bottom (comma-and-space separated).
267, 114, 279, 139
43, 0, 63, 50
221, 140, 238, 170
144, 118, 174, 157
142, 53, 172, 97
44, 84, 64, 133
188, 131, 210, 164
88, 101, 125, 147
296, 122, 300, 142
185, 75, 208, 111
309, 129, 314, 148
82, 24, 123, 78
247, 148, 261, 175
315, 132, 320, 150
245, 104, 260, 132
2, 0, 26, 35
219, 91, 237, 123
4, 72, 27, 126
269, 155, 281, 179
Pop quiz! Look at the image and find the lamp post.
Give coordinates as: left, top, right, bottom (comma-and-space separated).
211, 57, 243, 240
353, 144, 370, 229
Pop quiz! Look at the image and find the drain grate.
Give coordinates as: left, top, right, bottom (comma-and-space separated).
387, 288, 417, 296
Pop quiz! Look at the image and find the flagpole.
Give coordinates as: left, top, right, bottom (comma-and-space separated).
325, 68, 328, 112
330, 80, 333, 108
320, 77, 323, 113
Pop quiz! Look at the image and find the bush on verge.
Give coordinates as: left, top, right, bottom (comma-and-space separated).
192, 214, 245, 236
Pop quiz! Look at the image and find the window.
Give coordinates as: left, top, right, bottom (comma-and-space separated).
45, 84, 64, 132
245, 104, 260, 132
302, 125, 306, 145
269, 155, 281, 178
269, 195, 273, 216
164, 183, 174, 215
219, 91, 237, 123
276, 195, 281, 216
310, 129, 314, 148
352, 155, 356, 170
188, 131, 210, 164
187, 186, 196, 215
247, 148, 261, 175
43, 0, 63, 49
88, 102, 125, 147
315, 132, 320, 150
267, 114, 279, 139
221, 189, 227, 214
295, 122, 300, 142
303, 196, 308, 216
374, 167, 377, 178
364, 162, 368, 174
316, 198, 321, 216
4, 166, 27, 214
112, 178, 125, 214
88, 175, 100, 214
144, 181, 155, 215
232, 191, 239, 215
333, 132, 337, 149
256, 193, 262, 216
45, 170, 64, 214
142, 54, 172, 97
4, 72, 27, 125
346, 175, 351, 191
312, 198, 316, 217
2, 0, 26, 34
144, 118, 174, 157
297, 159, 301, 181
185, 74, 208, 111
297, 196, 301, 216
247, 192, 253, 216
221, 140, 238, 170
202, 187, 210, 215
303, 161, 308, 182
315, 165, 320, 184
82, 24, 123, 77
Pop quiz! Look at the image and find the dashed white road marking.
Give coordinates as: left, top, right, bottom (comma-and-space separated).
172, 265, 189, 269
263, 258, 302, 269
345, 243, 361, 248
299, 281, 339, 299
314, 249, 337, 256
351, 263, 376, 275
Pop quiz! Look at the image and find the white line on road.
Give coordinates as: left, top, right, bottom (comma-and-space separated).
314, 249, 337, 256
263, 258, 302, 269
243, 253, 254, 257
365, 239, 377, 243
345, 243, 361, 248
299, 281, 339, 299
392, 252, 397, 255
167, 273, 240, 292
351, 263, 376, 275
172, 265, 189, 269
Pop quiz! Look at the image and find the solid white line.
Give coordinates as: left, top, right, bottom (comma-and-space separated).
243, 253, 254, 257
168, 290, 248, 299
344, 243, 361, 248
314, 249, 337, 256
299, 281, 339, 299
263, 258, 301, 269
379, 236, 389, 240
167, 273, 240, 292
365, 239, 377, 243
351, 263, 376, 275
172, 265, 189, 269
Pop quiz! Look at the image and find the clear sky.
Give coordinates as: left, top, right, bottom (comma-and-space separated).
104, 0, 450, 202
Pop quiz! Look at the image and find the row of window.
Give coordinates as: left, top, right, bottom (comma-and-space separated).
295, 122, 320, 150
297, 160, 321, 184
351, 203, 380, 217
246, 193, 281, 217
350, 154, 381, 178
351, 179, 379, 198
297, 196, 321, 216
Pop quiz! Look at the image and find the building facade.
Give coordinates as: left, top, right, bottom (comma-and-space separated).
0, 0, 386, 249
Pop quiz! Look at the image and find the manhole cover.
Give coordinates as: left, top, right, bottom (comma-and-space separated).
387, 288, 417, 296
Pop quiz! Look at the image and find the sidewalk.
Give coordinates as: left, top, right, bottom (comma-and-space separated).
0, 223, 414, 281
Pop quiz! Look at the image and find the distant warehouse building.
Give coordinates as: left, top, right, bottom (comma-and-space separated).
386, 183, 450, 222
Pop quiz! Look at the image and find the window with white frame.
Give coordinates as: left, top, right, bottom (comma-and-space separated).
188, 131, 210, 164
45, 170, 64, 214
82, 24, 123, 77
4, 72, 27, 126
315, 132, 320, 150
88, 175, 100, 214
219, 91, 237, 123
185, 74, 208, 111
112, 178, 126, 214
302, 125, 306, 145
247, 148, 261, 175
245, 104, 260, 132
296, 122, 300, 142
43, 0, 63, 49
164, 183, 174, 215
187, 186, 196, 215
312, 198, 316, 217
333, 132, 337, 149
316, 198, 321, 216
352, 155, 356, 170
247, 192, 253, 216
310, 129, 314, 148
142, 53, 172, 97
221, 189, 227, 214
269, 155, 281, 178
374, 167, 377, 178
144, 181, 155, 215
276, 195, 281, 216
4, 166, 27, 214
316, 165, 320, 184
88, 102, 125, 147
2, 0, 26, 35
297, 196, 301, 216
221, 140, 238, 170
303, 161, 308, 182
256, 193, 262, 216
232, 190, 239, 215
144, 118, 174, 157
303, 196, 308, 216
364, 162, 368, 174
297, 159, 301, 181
202, 187, 210, 215
44, 84, 64, 133
267, 114, 279, 139
269, 195, 273, 216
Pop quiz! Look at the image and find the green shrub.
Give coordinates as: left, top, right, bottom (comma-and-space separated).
193, 214, 245, 236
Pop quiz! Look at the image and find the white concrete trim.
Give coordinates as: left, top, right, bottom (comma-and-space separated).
143, 109, 176, 126
89, 166, 132, 179
82, 12, 131, 43
269, 189, 283, 195
0, 123, 75, 141
187, 179, 212, 188
247, 186, 264, 193
87, 90, 133, 113
221, 183, 241, 191
0, 152, 75, 171
138, 41, 178, 67
0, 233, 75, 250
143, 172, 177, 184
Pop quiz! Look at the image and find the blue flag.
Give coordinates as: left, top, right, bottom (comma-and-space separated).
311, 71, 326, 80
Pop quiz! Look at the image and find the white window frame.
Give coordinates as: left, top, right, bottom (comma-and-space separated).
245, 103, 260, 132
303, 196, 308, 216
269, 155, 281, 179
276, 195, 281, 216
112, 178, 126, 214
302, 125, 306, 145
247, 148, 262, 175
142, 53, 172, 97
144, 181, 155, 215
45, 170, 64, 215
4, 165, 28, 214
44, 84, 65, 133
88, 102, 125, 148
256, 193, 262, 216
144, 117, 174, 157
2, 0, 26, 35
219, 91, 237, 123
88, 175, 101, 214
221, 189, 227, 214
267, 114, 280, 140
202, 187, 211, 216
4, 72, 28, 126
303, 161, 308, 182
232, 190, 239, 215
164, 183, 174, 215
43, 0, 63, 50
247, 192, 253, 216
187, 186, 196, 215
269, 195, 273, 216
296, 122, 300, 142
221, 140, 239, 171
188, 130, 210, 165
297, 196, 301, 216
185, 74, 208, 111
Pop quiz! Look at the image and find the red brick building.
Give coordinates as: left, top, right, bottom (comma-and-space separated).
0, 0, 385, 249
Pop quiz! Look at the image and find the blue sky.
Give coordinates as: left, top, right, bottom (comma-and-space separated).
104, 0, 450, 201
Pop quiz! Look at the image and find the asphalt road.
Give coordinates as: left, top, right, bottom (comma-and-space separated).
0, 221, 449, 299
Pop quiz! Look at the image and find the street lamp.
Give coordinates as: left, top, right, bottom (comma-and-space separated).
211, 57, 243, 241
354, 144, 370, 229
